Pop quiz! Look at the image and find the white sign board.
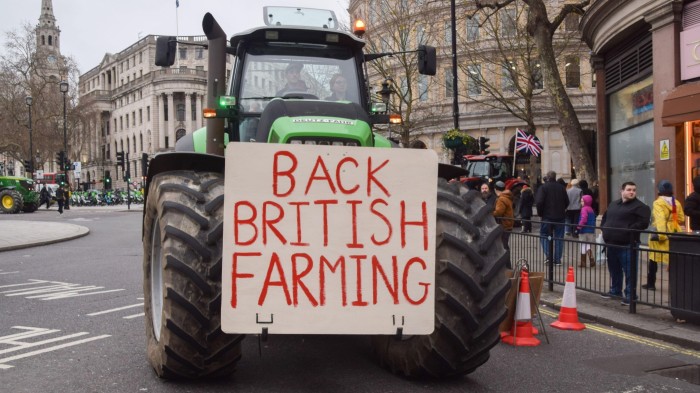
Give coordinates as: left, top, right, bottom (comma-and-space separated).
73, 162, 81, 178
35, 170, 44, 180
222, 143, 438, 335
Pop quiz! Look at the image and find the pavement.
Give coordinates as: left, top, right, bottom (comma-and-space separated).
1, 208, 699, 353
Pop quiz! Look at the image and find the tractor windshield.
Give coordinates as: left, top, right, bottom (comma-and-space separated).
465, 159, 512, 180
237, 46, 361, 113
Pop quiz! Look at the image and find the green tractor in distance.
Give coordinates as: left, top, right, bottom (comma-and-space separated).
0, 176, 40, 214
143, 6, 509, 380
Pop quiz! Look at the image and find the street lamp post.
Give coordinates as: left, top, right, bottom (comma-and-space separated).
60, 80, 70, 209
25, 96, 33, 179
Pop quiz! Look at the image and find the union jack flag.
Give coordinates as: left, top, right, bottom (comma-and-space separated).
515, 128, 543, 157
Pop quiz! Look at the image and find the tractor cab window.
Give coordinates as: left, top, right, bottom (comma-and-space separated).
465, 161, 490, 177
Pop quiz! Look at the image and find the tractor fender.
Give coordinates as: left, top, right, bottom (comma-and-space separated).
142, 152, 225, 229
437, 163, 468, 181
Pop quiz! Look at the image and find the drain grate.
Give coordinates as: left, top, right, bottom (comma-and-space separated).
648, 364, 700, 385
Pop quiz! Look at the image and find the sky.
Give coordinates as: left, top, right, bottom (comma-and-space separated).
0, 0, 350, 74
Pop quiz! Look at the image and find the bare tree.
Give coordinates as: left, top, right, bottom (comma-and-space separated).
0, 22, 84, 171
474, 0, 595, 182
362, 0, 447, 146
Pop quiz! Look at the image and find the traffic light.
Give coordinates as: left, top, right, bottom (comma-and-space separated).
141, 153, 149, 178
63, 157, 71, 171
56, 151, 64, 166
23, 160, 33, 174
116, 151, 125, 168
479, 136, 491, 155
104, 175, 112, 190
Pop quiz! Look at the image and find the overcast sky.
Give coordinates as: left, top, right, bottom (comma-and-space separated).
0, 0, 350, 74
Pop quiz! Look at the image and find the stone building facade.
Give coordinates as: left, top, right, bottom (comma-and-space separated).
348, 0, 597, 182
78, 36, 231, 189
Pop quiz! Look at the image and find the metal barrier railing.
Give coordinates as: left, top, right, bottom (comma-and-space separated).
507, 218, 700, 321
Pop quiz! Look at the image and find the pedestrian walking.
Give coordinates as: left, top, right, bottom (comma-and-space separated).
645, 180, 685, 290
566, 179, 583, 237
519, 184, 534, 233
493, 181, 514, 252
55, 185, 66, 214
535, 171, 569, 265
577, 195, 596, 267
684, 175, 700, 232
600, 181, 651, 305
40, 185, 50, 209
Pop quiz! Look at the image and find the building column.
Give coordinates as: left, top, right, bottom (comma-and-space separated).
167, 93, 175, 149
158, 93, 165, 150
591, 55, 609, 211
498, 127, 506, 154
646, 2, 683, 191
185, 92, 192, 132
197, 93, 203, 129
542, 125, 550, 175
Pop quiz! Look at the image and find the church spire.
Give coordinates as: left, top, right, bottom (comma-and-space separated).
36, 0, 61, 54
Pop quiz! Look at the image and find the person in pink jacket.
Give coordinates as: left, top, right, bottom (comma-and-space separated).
577, 195, 596, 267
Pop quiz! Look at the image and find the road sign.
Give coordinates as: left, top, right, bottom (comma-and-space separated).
222, 143, 438, 335
35, 170, 44, 180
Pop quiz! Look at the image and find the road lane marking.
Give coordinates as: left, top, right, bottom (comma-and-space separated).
0, 279, 124, 300
0, 326, 110, 370
123, 313, 145, 319
87, 303, 144, 316
0, 271, 19, 275
537, 307, 700, 359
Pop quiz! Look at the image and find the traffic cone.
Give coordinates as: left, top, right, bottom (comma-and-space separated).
551, 266, 586, 331
502, 270, 541, 346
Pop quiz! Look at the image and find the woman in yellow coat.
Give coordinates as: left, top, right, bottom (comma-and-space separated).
644, 180, 685, 290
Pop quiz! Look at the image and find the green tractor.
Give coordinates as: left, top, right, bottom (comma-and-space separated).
142, 7, 509, 380
0, 176, 40, 214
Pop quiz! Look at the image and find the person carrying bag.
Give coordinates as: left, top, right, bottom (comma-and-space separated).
644, 180, 685, 290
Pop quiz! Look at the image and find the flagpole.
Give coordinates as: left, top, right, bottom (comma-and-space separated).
512, 129, 518, 177
175, 1, 180, 68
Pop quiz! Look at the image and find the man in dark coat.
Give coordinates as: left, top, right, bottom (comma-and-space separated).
55, 185, 65, 215
684, 176, 700, 232
535, 171, 569, 265
519, 184, 534, 232
601, 181, 651, 305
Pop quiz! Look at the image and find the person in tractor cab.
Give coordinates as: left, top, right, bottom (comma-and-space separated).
276, 62, 308, 96
325, 73, 349, 101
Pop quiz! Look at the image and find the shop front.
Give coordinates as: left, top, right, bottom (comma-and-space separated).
582, 0, 699, 211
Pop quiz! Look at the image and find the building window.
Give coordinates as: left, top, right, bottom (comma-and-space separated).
196, 48, 204, 59
48, 36, 52, 45
176, 129, 186, 141
531, 61, 543, 90
467, 16, 479, 42
445, 69, 453, 98
418, 75, 428, 101
125, 114, 129, 128
139, 109, 143, 124
502, 62, 516, 92
147, 106, 151, 121
139, 52, 143, 63
179, 48, 187, 60
165, 136, 169, 149
176, 104, 185, 121
565, 14, 579, 31
120, 116, 123, 130
467, 64, 481, 96
500, 8, 516, 37
140, 133, 143, 151
444, 22, 451, 46
565, 56, 580, 88
132, 111, 136, 126
133, 136, 136, 152
163, 98, 168, 121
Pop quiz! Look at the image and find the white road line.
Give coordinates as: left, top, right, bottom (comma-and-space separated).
123, 313, 145, 319
0, 332, 90, 355
0, 327, 59, 341
0, 334, 111, 370
36, 288, 125, 300
0, 271, 19, 275
0, 280, 52, 289
87, 303, 144, 316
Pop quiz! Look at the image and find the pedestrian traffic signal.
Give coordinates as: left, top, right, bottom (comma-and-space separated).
116, 151, 125, 168
63, 157, 71, 171
479, 136, 491, 155
141, 153, 149, 178
56, 151, 64, 166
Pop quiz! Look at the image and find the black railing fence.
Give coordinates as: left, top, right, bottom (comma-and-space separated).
507, 219, 700, 322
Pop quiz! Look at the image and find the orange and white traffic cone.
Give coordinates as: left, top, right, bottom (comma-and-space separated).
551, 266, 586, 331
502, 270, 541, 347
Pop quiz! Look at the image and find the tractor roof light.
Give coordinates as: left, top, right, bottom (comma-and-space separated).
353, 19, 366, 37
203, 108, 217, 118
389, 114, 402, 124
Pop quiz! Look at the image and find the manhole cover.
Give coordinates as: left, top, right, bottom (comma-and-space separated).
648, 364, 700, 385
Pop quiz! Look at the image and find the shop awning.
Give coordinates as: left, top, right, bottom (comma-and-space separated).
662, 81, 700, 126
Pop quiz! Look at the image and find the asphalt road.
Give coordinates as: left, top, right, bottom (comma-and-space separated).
2, 209, 700, 392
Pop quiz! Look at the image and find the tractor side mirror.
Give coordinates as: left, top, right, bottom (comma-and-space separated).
418, 45, 436, 76
155, 36, 177, 67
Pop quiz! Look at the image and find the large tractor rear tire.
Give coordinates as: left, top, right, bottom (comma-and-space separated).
0, 189, 23, 214
371, 179, 510, 378
143, 170, 244, 379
